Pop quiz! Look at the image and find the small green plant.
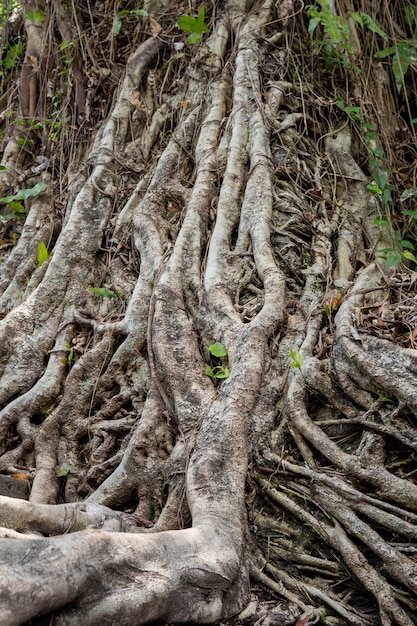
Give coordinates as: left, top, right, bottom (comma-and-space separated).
289, 348, 302, 369
377, 41, 417, 93
0, 39, 24, 73
307, 3, 386, 70
111, 9, 148, 35
307, 0, 352, 68
37, 241, 48, 267
26, 9, 45, 22
0, 182, 48, 221
1, 201, 26, 221
177, 5, 209, 44
349, 12, 387, 38
62, 342, 75, 367
336, 99, 395, 207
88, 287, 118, 298
56, 462, 78, 477
374, 187, 417, 269
205, 342, 229, 379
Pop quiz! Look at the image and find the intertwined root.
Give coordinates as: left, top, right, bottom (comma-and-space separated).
0, 1, 417, 625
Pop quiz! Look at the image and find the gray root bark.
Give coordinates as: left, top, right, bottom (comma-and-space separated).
0, 1, 417, 625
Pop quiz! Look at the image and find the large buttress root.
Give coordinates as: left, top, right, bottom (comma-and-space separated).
1, 1, 417, 625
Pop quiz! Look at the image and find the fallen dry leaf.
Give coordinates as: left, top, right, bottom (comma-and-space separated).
149, 13, 162, 37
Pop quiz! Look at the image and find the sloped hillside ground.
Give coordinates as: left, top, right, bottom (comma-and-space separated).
0, 1, 417, 625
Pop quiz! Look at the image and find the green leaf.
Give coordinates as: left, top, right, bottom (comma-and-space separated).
112, 14, 122, 35
37, 241, 48, 266
0, 182, 49, 204
349, 11, 363, 26
385, 253, 402, 268
177, 15, 199, 32
380, 396, 395, 403
382, 188, 392, 204
26, 9, 45, 22
56, 462, 78, 477
88, 287, 118, 298
404, 5, 417, 27
400, 188, 417, 201
350, 12, 387, 38
177, 5, 208, 37
402, 209, 417, 219
209, 342, 227, 358
371, 148, 385, 159
289, 348, 302, 369
196, 5, 209, 32
213, 366, 229, 379
376, 247, 394, 254
308, 15, 322, 36
400, 239, 414, 250
391, 42, 416, 93
374, 217, 388, 227
376, 46, 396, 59
188, 31, 203, 44
9, 201, 26, 214
366, 184, 383, 195
205, 364, 215, 377
402, 250, 417, 263
17, 138, 34, 147
3, 42, 24, 70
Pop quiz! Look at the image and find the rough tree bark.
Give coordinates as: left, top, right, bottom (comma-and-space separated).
0, 1, 417, 625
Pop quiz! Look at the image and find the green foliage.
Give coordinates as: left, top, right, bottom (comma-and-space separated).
17, 137, 34, 147
349, 12, 387, 38
205, 364, 229, 379
380, 396, 396, 404
205, 341, 229, 379
376, 229, 417, 269
0, 182, 49, 205
377, 41, 417, 93
336, 99, 394, 206
307, 0, 352, 68
404, 4, 417, 29
111, 9, 148, 35
88, 287, 118, 298
0, 0, 20, 28
56, 462, 78, 477
37, 242, 48, 267
289, 348, 302, 369
1, 40, 24, 72
0, 182, 48, 221
1, 201, 26, 221
62, 342, 75, 367
26, 9, 45, 22
373, 187, 417, 269
177, 5, 209, 44
208, 342, 227, 358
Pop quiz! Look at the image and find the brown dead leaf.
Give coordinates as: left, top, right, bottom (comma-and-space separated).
128, 89, 142, 108
10, 473, 28, 480
149, 13, 162, 37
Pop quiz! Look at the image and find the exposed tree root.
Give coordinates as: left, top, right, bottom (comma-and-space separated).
0, 1, 417, 625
